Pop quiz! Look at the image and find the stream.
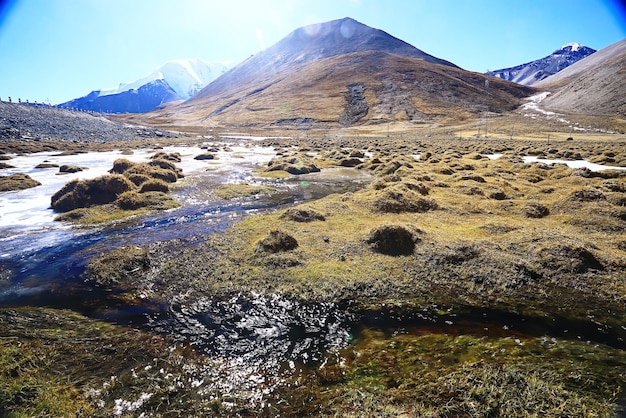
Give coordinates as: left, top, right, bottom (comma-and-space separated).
1, 144, 625, 376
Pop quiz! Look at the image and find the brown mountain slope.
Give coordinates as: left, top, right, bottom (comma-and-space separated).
126, 18, 534, 129
143, 50, 534, 128
191, 17, 456, 104
537, 39, 626, 116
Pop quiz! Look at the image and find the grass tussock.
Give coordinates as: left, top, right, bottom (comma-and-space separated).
51, 153, 183, 224
48, 133, 626, 416
143, 139, 626, 326
0, 173, 41, 191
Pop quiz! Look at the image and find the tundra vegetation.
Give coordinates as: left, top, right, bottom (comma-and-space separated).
51, 152, 183, 224
0, 173, 41, 191
2, 128, 626, 416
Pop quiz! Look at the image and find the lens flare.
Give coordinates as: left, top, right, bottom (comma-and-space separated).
340, 19, 356, 39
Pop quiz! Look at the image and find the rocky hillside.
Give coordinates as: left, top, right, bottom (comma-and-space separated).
488, 43, 596, 86
0, 101, 177, 144
537, 39, 626, 116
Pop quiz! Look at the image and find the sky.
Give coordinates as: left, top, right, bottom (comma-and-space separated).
0, 0, 624, 105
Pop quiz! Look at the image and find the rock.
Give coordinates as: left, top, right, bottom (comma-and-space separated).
34, 163, 59, 169
59, 164, 85, 173
194, 153, 215, 160
0, 162, 15, 169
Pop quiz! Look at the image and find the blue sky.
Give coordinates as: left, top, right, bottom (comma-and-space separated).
0, 0, 624, 104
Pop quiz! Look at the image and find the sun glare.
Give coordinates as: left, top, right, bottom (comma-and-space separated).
256, 28, 265, 50
340, 18, 356, 39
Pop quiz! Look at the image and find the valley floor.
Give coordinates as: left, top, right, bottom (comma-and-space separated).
2, 121, 626, 416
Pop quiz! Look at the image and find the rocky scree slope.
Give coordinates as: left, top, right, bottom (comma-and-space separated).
488, 43, 596, 86
0, 101, 177, 144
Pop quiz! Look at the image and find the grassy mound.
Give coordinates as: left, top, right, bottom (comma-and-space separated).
51, 153, 183, 223
280, 207, 326, 222
0, 173, 41, 191
51, 174, 133, 212
366, 224, 419, 256
255, 230, 299, 253
264, 153, 321, 175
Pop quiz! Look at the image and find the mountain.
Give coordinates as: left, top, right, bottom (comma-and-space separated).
60, 79, 181, 114
488, 43, 596, 86
59, 59, 233, 114
536, 39, 626, 116
138, 17, 534, 128
191, 17, 457, 103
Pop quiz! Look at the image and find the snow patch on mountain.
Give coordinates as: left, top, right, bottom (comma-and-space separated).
561, 42, 583, 52
99, 58, 232, 100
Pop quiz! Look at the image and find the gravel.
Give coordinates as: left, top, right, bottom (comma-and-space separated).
0, 101, 179, 145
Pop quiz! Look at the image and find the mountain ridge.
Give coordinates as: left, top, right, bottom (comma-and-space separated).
59, 59, 233, 114
537, 39, 626, 116
488, 43, 596, 86
190, 17, 457, 103
137, 18, 534, 128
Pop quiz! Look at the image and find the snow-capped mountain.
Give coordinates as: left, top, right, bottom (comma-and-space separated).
488, 43, 596, 86
59, 58, 233, 113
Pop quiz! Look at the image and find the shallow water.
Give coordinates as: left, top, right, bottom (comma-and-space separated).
2, 144, 625, 380
0, 143, 377, 371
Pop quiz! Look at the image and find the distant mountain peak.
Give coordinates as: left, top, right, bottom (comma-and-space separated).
100, 58, 232, 100
488, 43, 596, 86
191, 17, 457, 103
274, 17, 455, 67
59, 58, 234, 113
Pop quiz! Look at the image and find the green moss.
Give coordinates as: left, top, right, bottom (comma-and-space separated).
0, 307, 235, 417
273, 333, 626, 416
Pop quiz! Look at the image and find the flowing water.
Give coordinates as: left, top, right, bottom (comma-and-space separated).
0, 142, 376, 371
1, 145, 625, 378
